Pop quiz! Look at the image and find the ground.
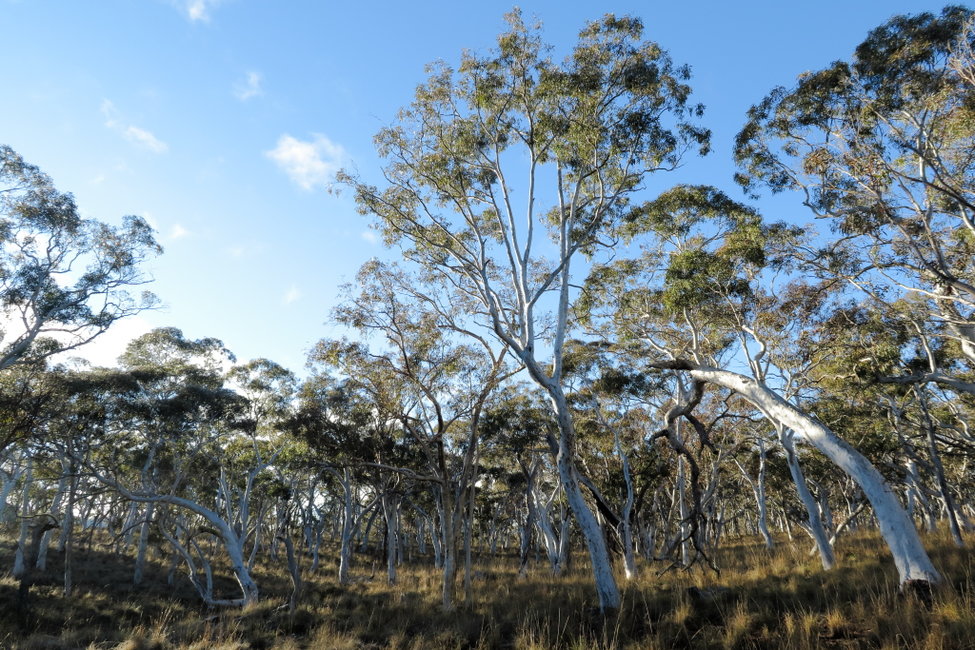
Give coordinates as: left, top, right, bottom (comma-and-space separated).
0, 530, 972, 648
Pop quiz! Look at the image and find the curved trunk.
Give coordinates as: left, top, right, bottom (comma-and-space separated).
88, 470, 261, 606
688, 365, 940, 586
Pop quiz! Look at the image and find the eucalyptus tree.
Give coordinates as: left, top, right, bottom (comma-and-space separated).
480, 388, 569, 575
583, 185, 942, 589
292, 373, 393, 585
341, 11, 708, 610
318, 261, 512, 610
0, 146, 160, 372
224, 358, 299, 566
735, 6, 975, 394
77, 329, 273, 606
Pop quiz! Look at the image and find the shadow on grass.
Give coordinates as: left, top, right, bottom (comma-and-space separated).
0, 530, 971, 649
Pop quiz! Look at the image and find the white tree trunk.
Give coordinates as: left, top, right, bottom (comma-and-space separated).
614, 430, 637, 580
382, 494, 399, 585
778, 428, 835, 570
36, 461, 70, 570
133, 502, 155, 585
328, 469, 357, 586
677, 456, 690, 566
687, 365, 941, 586
12, 457, 33, 578
549, 391, 621, 610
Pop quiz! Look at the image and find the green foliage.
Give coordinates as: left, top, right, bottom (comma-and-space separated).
0, 146, 161, 369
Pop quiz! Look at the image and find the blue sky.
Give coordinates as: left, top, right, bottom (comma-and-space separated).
1, 0, 955, 374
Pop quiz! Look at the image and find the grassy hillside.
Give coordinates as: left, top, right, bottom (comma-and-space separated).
0, 530, 972, 649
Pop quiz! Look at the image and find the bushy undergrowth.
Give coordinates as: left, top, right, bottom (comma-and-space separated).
0, 530, 972, 649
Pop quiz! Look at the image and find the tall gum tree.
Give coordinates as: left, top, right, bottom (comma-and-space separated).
341, 11, 709, 611
582, 185, 942, 588
0, 146, 160, 374
734, 7, 975, 393
318, 261, 513, 611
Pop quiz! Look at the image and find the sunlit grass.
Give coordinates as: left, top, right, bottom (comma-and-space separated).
0, 528, 972, 648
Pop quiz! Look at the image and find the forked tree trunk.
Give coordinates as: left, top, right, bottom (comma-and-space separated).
381, 494, 399, 585
736, 440, 775, 550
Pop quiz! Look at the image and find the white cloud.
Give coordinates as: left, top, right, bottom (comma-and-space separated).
361, 230, 379, 244
183, 0, 224, 22
123, 125, 168, 153
101, 100, 168, 154
266, 133, 346, 191
234, 71, 263, 101
283, 286, 302, 305
169, 224, 190, 240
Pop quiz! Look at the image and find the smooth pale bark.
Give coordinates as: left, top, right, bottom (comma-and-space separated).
917, 393, 965, 547
463, 470, 476, 603
12, 457, 33, 578
906, 458, 938, 531
381, 494, 399, 585
430, 509, 443, 569
438, 488, 460, 611
614, 429, 638, 579
120, 501, 140, 548
36, 462, 70, 570
549, 389, 621, 609
62, 461, 77, 597
557, 504, 571, 569
521, 458, 563, 574
89, 467, 260, 606
778, 428, 835, 570
518, 501, 533, 576
326, 468, 357, 585
133, 503, 155, 585
674, 363, 941, 586
278, 530, 302, 615
735, 440, 774, 550
677, 457, 690, 566
531, 489, 563, 573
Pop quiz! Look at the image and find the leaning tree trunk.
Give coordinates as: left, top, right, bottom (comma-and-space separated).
682, 365, 941, 587
778, 426, 835, 570
916, 390, 965, 548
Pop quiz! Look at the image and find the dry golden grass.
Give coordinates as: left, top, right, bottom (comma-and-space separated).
0, 529, 973, 648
